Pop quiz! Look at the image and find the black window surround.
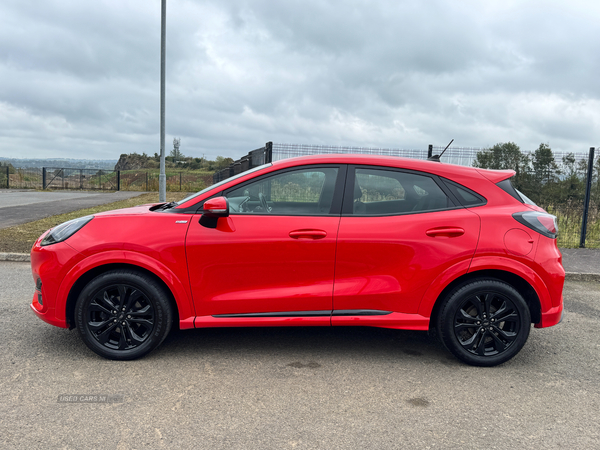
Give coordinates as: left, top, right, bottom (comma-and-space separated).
342, 165, 462, 216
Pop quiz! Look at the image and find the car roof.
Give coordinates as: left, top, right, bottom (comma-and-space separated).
270, 154, 515, 182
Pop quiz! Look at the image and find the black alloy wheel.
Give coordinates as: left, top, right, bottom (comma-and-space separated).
437, 279, 531, 367
75, 270, 172, 360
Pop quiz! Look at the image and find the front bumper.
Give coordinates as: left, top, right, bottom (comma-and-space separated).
30, 237, 84, 329
30, 295, 67, 328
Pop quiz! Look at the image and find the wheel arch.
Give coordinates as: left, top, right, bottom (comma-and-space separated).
427, 269, 542, 333
65, 263, 182, 330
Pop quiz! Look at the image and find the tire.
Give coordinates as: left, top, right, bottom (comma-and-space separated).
75, 270, 173, 360
436, 279, 531, 367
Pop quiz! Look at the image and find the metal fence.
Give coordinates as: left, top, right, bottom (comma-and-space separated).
429, 145, 593, 172
213, 144, 274, 183
2, 144, 597, 248
272, 143, 425, 161
119, 170, 213, 192
44, 168, 118, 190
214, 142, 599, 248
0, 166, 213, 193
1, 167, 44, 189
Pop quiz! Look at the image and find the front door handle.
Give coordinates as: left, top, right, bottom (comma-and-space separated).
426, 227, 465, 237
289, 229, 327, 239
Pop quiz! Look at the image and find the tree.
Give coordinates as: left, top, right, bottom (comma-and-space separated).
473, 142, 525, 171
557, 153, 585, 205
214, 156, 234, 170
473, 142, 531, 191
529, 144, 561, 207
532, 143, 560, 185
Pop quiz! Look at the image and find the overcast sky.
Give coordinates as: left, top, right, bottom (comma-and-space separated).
1, 0, 598, 161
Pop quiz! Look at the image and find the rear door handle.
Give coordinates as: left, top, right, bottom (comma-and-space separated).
289, 229, 327, 239
426, 227, 465, 237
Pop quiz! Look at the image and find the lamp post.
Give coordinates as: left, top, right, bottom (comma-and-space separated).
159, 0, 167, 202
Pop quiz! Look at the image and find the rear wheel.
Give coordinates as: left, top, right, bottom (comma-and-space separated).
437, 279, 531, 367
75, 270, 172, 360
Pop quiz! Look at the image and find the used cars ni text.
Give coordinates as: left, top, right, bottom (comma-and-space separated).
30, 154, 564, 366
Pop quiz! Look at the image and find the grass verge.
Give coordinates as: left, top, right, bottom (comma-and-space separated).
0, 192, 190, 254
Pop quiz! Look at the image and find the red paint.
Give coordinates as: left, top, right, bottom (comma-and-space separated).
30, 154, 564, 346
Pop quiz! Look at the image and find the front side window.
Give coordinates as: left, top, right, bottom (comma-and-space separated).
225, 167, 339, 215
351, 168, 454, 215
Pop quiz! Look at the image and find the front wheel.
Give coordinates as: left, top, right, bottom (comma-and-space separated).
75, 270, 173, 360
437, 279, 531, 367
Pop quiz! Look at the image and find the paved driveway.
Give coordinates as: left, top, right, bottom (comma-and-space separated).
0, 190, 147, 229
1, 260, 599, 449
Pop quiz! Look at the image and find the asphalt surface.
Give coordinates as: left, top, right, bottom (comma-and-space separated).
0, 189, 146, 229
1, 261, 599, 449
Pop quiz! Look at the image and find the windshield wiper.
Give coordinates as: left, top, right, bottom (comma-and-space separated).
159, 201, 178, 210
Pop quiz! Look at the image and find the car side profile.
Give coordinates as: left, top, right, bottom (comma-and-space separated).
30, 154, 565, 366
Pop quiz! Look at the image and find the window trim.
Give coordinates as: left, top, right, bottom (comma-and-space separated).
342, 165, 462, 217
221, 164, 348, 217
441, 178, 488, 208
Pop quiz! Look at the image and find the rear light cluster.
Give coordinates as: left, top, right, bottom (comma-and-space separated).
513, 212, 558, 239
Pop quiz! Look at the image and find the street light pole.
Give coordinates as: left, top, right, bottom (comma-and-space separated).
159, 0, 167, 202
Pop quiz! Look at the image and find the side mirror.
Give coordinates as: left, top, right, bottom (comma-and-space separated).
202, 197, 229, 218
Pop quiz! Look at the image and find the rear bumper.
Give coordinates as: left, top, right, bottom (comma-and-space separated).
534, 298, 563, 328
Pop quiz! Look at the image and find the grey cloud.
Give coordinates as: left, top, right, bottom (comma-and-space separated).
0, 0, 598, 161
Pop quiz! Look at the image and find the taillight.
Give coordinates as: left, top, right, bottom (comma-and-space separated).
512, 212, 558, 239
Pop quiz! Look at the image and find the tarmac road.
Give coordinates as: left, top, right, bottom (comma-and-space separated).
1, 261, 599, 449
0, 190, 146, 229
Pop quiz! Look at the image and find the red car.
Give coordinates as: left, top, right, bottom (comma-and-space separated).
30, 155, 564, 366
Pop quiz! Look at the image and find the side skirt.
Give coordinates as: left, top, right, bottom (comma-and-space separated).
192, 310, 429, 330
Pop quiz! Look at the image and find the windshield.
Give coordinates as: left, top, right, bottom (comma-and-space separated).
176, 163, 272, 206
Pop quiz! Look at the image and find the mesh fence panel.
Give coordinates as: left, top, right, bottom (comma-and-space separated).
272, 143, 425, 161
44, 168, 118, 190
8, 168, 43, 189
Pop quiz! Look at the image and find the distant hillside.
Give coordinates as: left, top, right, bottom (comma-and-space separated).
0, 157, 118, 170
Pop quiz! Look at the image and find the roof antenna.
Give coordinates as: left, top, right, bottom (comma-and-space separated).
428, 139, 454, 162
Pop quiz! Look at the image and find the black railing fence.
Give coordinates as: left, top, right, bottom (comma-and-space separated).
213, 144, 273, 183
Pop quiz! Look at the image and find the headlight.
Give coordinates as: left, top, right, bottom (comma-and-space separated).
41, 215, 94, 246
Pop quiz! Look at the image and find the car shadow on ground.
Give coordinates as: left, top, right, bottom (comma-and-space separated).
30, 323, 461, 366
158, 326, 457, 365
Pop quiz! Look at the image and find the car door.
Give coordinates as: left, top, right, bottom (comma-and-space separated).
332, 165, 481, 320
186, 165, 345, 317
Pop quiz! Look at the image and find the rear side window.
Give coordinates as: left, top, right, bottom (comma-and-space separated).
515, 188, 537, 206
442, 179, 487, 207
496, 179, 538, 206
350, 168, 455, 215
